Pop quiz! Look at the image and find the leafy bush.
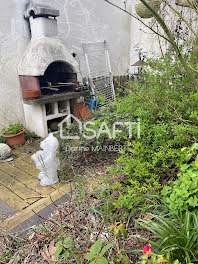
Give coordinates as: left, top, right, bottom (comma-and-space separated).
103, 52, 197, 212
24, 130, 37, 140
162, 143, 198, 212
2, 124, 23, 136
162, 162, 198, 212
85, 239, 113, 264
58, 51, 198, 215
135, 210, 198, 263
54, 237, 113, 264
54, 237, 74, 260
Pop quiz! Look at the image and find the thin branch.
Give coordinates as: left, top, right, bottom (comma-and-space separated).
104, 0, 172, 44
96, 219, 105, 241
162, 0, 198, 38
157, 24, 165, 58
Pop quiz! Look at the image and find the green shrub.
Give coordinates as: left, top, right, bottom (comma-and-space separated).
24, 131, 37, 140
135, 210, 198, 263
58, 52, 198, 215
162, 161, 198, 212
102, 52, 197, 213
162, 143, 198, 212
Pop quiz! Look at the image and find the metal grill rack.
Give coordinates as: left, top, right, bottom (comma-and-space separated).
82, 41, 115, 103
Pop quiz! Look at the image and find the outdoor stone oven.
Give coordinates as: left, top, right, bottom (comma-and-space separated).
18, 3, 89, 137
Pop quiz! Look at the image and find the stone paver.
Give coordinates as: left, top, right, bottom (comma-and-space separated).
0, 199, 16, 221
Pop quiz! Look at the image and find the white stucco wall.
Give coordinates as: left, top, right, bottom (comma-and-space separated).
1, 0, 196, 131
0, 0, 132, 131
0, 0, 30, 131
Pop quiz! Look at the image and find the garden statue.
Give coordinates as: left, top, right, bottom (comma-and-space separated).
0, 143, 13, 162
32, 133, 59, 186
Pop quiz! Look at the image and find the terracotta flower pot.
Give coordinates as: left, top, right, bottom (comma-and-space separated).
74, 102, 91, 120
74, 102, 84, 119
25, 89, 40, 99
135, 0, 161, 18
81, 106, 91, 120
3, 129, 25, 148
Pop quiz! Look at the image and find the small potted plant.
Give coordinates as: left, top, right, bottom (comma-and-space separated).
2, 124, 25, 147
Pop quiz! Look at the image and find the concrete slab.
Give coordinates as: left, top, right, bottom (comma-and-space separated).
0, 199, 16, 220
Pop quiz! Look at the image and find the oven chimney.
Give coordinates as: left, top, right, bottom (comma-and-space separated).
25, 3, 59, 39
18, 3, 78, 80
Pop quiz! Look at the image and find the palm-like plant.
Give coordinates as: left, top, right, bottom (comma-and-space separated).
134, 210, 198, 263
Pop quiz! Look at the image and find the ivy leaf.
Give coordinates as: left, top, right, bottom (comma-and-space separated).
191, 143, 198, 151
90, 238, 102, 256
187, 196, 198, 207
185, 153, 193, 162
64, 243, 73, 249
180, 164, 190, 172
63, 251, 69, 259
119, 224, 128, 239
121, 255, 130, 264
96, 257, 108, 264
173, 260, 180, 264
54, 246, 63, 257
181, 147, 187, 152
64, 237, 72, 244
55, 241, 62, 247
100, 243, 113, 257
85, 252, 95, 261
115, 228, 120, 238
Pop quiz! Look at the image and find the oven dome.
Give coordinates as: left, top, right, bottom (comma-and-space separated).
18, 37, 78, 76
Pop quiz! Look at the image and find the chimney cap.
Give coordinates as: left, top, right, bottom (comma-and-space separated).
25, 3, 60, 19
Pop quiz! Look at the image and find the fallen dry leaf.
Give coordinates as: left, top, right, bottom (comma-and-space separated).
41, 241, 57, 263
41, 246, 51, 262
143, 214, 154, 220
28, 232, 35, 240
49, 241, 57, 256
23, 255, 30, 264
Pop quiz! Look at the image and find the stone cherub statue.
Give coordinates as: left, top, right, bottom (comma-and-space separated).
32, 133, 59, 186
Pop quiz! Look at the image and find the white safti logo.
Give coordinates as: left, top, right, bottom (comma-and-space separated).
58, 114, 140, 140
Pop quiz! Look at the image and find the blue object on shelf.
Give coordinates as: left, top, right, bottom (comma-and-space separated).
85, 95, 98, 111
